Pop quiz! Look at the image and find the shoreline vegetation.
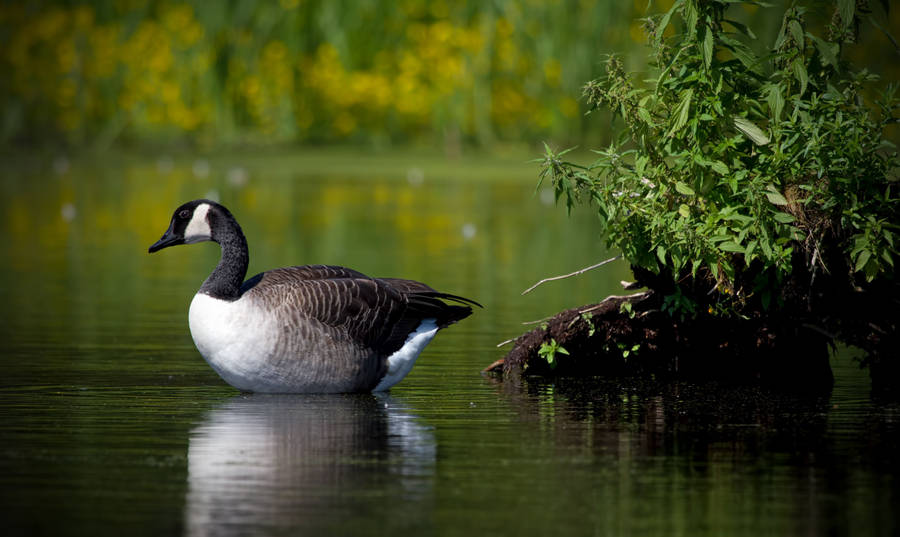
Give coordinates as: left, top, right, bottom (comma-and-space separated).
488, 0, 899, 391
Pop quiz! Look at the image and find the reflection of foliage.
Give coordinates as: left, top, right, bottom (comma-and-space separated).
0, 0, 639, 146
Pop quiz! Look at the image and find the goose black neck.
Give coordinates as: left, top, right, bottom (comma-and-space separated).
200, 209, 249, 301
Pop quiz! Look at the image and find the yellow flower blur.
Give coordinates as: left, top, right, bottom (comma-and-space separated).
0, 1, 654, 145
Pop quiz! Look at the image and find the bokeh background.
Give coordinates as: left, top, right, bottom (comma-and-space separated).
1, 0, 897, 152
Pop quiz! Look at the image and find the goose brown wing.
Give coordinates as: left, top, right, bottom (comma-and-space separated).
377, 278, 483, 309
240, 264, 370, 293
243, 269, 474, 356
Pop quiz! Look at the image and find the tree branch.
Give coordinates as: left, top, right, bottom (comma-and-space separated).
521, 255, 623, 295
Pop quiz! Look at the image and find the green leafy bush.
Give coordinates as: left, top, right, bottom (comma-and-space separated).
539, 0, 898, 314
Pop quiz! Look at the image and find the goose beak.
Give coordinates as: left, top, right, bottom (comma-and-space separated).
148, 226, 182, 253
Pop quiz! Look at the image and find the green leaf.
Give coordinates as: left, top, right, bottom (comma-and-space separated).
702, 24, 714, 69
690, 259, 701, 276
684, 0, 699, 37
791, 58, 808, 96
710, 160, 729, 175
635, 155, 648, 176
638, 107, 654, 125
789, 19, 804, 48
811, 34, 839, 68
764, 83, 785, 122
765, 186, 788, 205
656, 245, 667, 264
733, 117, 770, 145
766, 192, 789, 206
838, 0, 855, 29
728, 175, 739, 194
721, 212, 753, 224
855, 249, 871, 272
656, 0, 682, 42
675, 181, 696, 195
719, 35, 761, 74
678, 204, 691, 217
745, 240, 758, 260
668, 89, 693, 137
773, 211, 795, 223
692, 152, 711, 168
711, 234, 732, 243
720, 242, 745, 253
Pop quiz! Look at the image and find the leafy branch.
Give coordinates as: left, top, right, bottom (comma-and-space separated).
540, 0, 898, 315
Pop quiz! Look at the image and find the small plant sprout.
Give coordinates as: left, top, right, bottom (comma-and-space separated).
617, 342, 641, 360
538, 338, 569, 368
619, 301, 635, 319
581, 312, 596, 336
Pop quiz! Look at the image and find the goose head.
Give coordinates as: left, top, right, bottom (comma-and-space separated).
148, 199, 218, 253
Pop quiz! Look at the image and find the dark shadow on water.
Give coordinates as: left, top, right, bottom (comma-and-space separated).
481, 373, 900, 536
488, 374, 836, 457
184, 392, 435, 536
487, 372, 900, 463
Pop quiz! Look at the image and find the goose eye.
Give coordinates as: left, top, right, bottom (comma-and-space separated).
179, 209, 191, 219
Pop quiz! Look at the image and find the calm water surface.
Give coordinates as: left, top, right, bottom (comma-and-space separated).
1, 151, 897, 536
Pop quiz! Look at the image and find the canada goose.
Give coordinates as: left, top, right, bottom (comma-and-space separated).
148, 199, 480, 393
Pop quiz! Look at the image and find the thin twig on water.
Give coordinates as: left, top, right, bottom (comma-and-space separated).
521, 255, 622, 295
521, 316, 553, 325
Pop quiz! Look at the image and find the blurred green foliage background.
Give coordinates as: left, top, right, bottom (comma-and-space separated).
1, 0, 897, 150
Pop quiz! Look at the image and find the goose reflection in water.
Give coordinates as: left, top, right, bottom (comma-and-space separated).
185, 393, 435, 536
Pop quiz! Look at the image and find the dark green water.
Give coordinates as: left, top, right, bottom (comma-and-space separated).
1, 151, 897, 536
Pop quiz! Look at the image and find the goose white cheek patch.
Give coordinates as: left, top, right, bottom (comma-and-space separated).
185, 203, 212, 243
